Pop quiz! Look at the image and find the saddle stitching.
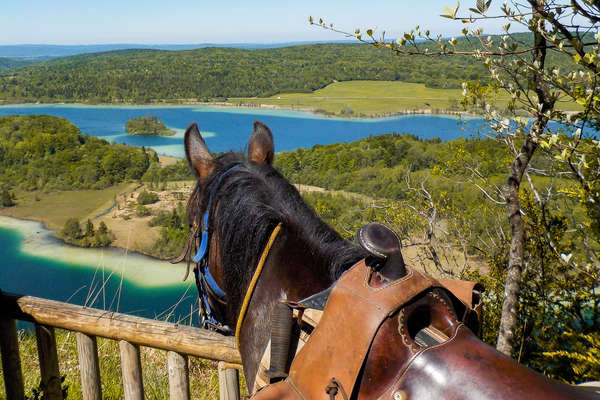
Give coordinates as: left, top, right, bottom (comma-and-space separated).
361, 266, 416, 292
381, 323, 465, 398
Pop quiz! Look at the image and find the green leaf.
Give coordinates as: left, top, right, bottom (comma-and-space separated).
573, 54, 582, 64
366, 29, 373, 37
442, 2, 460, 19
477, 0, 485, 12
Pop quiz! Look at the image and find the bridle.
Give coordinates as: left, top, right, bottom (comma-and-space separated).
190, 163, 241, 334
177, 163, 282, 344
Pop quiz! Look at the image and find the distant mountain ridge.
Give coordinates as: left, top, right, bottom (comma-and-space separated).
0, 41, 354, 58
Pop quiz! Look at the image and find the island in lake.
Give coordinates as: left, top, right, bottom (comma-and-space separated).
125, 115, 175, 136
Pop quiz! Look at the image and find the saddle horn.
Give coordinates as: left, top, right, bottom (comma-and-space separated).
357, 222, 407, 280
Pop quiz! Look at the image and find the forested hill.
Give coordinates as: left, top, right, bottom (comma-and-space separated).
0, 57, 38, 71
0, 115, 153, 190
0, 43, 483, 103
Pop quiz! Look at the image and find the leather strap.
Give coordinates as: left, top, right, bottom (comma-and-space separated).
287, 260, 437, 399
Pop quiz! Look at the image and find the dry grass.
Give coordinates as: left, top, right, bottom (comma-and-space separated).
0, 328, 244, 399
0, 183, 136, 231
95, 181, 195, 253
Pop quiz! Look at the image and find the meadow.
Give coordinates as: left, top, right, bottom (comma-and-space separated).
233, 80, 580, 117
0, 183, 136, 231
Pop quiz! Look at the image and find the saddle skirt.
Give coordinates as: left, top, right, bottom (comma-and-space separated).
251, 259, 596, 400
252, 259, 482, 399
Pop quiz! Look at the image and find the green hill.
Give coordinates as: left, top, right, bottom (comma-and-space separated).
0, 43, 484, 103
0, 115, 154, 190
0, 57, 37, 71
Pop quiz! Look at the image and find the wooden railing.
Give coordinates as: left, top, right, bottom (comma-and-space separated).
0, 291, 243, 400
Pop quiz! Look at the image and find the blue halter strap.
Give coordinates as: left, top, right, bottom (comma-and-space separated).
193, 164, 241, 331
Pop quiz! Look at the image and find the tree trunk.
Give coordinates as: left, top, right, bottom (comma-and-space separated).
496, 1, 555, 356
496, 133, 538, 355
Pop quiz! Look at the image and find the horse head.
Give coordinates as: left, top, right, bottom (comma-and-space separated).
182, 120, 365, 389
181, 121, 598, 399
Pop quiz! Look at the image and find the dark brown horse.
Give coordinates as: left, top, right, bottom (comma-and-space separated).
181, 120, 599, 399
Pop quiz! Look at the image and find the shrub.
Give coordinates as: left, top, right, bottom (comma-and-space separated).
136, 205, 151, 217
137, 190, 159, 205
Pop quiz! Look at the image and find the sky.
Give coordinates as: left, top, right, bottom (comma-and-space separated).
1, 0, 506, 45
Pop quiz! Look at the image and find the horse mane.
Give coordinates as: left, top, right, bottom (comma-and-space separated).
186, 152, 366, 305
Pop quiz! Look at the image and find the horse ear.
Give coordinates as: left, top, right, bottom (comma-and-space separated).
184, 122, 215, 179
248, 120, 274, 165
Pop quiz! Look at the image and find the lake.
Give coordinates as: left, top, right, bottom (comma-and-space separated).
0, 105, 485, 324
0, 105, 486, 158
0, 216, 195, 324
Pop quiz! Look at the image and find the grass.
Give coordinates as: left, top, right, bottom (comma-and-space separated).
231, 80, 580, 117
0, 183, 137, 231
0, 328, 244, 399
232, 81, 502, 117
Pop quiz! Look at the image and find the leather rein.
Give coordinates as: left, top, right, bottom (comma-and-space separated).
175, 164, 282, 342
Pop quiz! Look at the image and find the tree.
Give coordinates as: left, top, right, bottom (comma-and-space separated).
98, 221, 108, 235
311, 0, 600, 361
62, 218, 81, 240
85, 219, 95, 237
1, 188, 14, 207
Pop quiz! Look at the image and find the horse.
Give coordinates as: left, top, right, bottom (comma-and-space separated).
179, 120, 599, 399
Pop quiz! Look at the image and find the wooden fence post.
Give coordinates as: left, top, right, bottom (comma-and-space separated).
0, 318, 25, 400
76, 332, 102, 400
218, 361, 240, 400
167, 351, 189, 400
35, 324, 62, 400
119, 340, 144, 400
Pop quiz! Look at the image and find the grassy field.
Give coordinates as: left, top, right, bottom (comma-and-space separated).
232, 81, 501, 117
232, 80, 580, 117
0, 183, 137, 231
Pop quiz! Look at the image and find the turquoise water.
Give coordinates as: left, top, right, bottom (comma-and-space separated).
0, 105, 486, 158
0, 105, 486, 324
0, 221, 196, 324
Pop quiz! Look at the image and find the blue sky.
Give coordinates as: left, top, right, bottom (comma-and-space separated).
1, 0, 504, 45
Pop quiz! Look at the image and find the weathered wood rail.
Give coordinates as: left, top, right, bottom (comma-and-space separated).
0, 291, 243, 400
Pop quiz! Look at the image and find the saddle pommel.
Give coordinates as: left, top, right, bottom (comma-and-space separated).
357, 222, 406, 279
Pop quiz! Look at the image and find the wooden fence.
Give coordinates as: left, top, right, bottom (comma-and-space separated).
0, 291, 243, 400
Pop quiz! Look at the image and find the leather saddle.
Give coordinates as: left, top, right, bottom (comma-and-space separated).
252, 223, 596, 399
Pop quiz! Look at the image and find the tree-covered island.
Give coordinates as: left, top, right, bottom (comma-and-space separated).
125, 115, 175, 136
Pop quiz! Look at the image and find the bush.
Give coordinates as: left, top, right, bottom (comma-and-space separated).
136, 204, 151, 217
1, 189, 15, 207
137, 190, 159, 205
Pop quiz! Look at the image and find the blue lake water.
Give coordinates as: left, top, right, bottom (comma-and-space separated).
0, 105, 486, 325
0, 218, 196, 324
0, 105, 487, 158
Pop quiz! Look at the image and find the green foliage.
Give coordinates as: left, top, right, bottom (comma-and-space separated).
135, 204, 151, 217
0, 57, 37, 71
125, 115, 175, 136
137, 190, 159, 205
462, 193, 600, 383
0, 115, 153, 191
147, 203, 189, 259
60, 218, 113, 248
61, 217, 81, 240
0, 44, 490, 103
1, 188, 15, 207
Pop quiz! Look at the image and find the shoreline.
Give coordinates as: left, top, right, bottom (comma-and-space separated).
0, 215, 188, 288
0, 99, 484, 120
